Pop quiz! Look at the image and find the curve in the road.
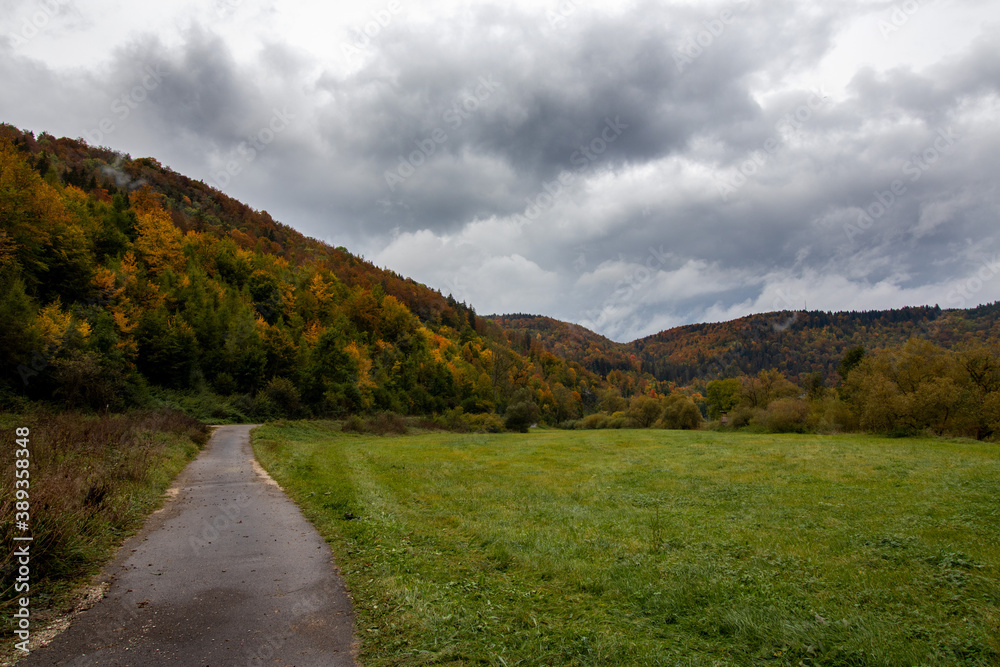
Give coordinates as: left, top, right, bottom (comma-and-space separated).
21, 424, 357, 667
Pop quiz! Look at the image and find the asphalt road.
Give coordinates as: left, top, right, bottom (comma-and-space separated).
21, 425, 357, 666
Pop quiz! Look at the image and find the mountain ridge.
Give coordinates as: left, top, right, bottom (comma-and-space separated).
488, 303, 1000, 386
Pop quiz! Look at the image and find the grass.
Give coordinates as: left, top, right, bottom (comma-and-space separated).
252, 424, 1000, 666
0, 409, 208, 642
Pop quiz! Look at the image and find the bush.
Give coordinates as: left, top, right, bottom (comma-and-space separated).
757, 398, 810, 433
369, 411, 408, 435
342, 414, 366, 433
52, 352, 145, 412
659, 394, 702, 430
807, 395, 856, 433
176, 390, 243, 422
504, 400, 540, 433
626, 395, 661, 427
438, 408, 471, 432
582, 412, 609, 429
231, 393, 278, 422
264, 377, 301, 418
608, 411, 628, 429
728, 406, 758, 429
460, 396, 494, 414
338, 413, 414, 435
464, 412, 505, 433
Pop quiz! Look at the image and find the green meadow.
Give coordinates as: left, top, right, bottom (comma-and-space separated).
251, 424, 1000, 666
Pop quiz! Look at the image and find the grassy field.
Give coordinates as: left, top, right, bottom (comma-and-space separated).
252, 424, 1000, 666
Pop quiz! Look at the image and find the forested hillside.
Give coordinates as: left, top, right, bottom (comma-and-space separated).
3, 124, 998, 439
0, 125, 600, 423
493, 305, 1000, 385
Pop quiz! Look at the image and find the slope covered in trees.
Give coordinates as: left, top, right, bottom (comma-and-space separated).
0, 125, 600, 423
3, 123, 998, 439
491, 305, 1000, 386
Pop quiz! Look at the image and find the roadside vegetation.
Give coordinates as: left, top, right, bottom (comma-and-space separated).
253, 424, 1000, 666
0, 409, 208, 640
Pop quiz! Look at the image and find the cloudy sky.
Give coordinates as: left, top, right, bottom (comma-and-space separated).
2, 0, 999, 341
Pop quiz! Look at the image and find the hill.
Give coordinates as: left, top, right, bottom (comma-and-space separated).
3, 122, 997, 431
0, 124, 602, 421
489, 304, 1000, 386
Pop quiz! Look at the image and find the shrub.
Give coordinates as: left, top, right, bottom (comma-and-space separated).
369, 411, 408, 435
231, 393, 277, 422
807, 395, 856, 433
728, 406, 758, 429
505, 400, 540, 433
52, 351, 144, 411
264, 377, 301, 418
342, 415, 366, 433
582, 412, 608, 429
757, 398, 810, 433
659, 394, 702, 430
0, 410, 207, 615
465, 412, 506, 433
607, 411, 628, 429
438, 408, 471, 432
626, 395, 661, 427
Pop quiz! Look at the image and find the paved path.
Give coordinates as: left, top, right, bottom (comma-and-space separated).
21, 425, 357, 666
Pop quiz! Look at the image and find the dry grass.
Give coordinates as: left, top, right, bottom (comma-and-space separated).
0, 409, 207, 617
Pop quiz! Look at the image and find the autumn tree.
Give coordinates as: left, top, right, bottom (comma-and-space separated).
660, 393, 702, 430
738, 369, 799, 409
134, 204, 184, 276
504, 388, 540, 433
705, 378, 740, 419
627, 394, 662, 427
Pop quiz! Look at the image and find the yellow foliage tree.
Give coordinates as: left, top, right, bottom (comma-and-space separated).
134, 207, 184, 275
344, 342, 376, 409
302, 321, 325, 346
36, 301, 90, 350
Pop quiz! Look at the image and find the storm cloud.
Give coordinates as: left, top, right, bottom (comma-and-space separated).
2, 0, 998, 340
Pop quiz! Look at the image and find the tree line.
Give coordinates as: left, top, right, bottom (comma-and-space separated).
2, 124, 998, 441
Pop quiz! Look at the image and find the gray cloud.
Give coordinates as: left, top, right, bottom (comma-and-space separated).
1, 1, 999, 341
